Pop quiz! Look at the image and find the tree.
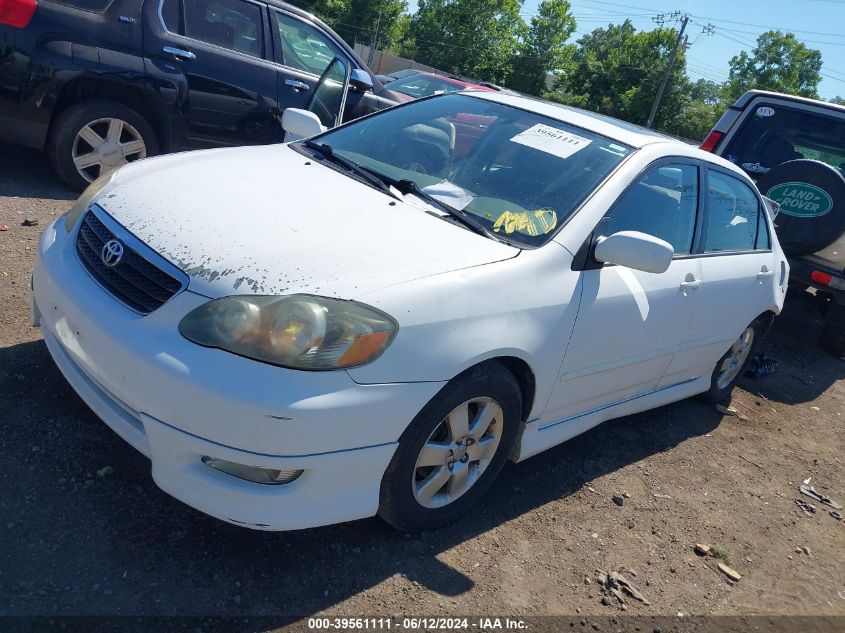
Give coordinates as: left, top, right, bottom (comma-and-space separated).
288, 1, 408, 51
549, 21, 689, 128
407, 0, 525, 83
831, 96, 845, 105
723, 31, 822, 102
508, 0, 577, 95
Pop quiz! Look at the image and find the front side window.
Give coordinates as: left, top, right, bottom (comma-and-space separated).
275, 12, 345, 75
309, 58, 348, 128
179, 0, 264, 58
705, 170, 764, 252
308, 94, 632, 247
598, 163, 699, 254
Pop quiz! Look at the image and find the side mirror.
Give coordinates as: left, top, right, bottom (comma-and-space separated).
282, 108, 326, 142
350, 69, 373, 93
594, 231, 673, 274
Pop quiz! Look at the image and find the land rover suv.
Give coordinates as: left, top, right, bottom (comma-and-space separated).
703, 90, 845, 356
0, 0, 396, 191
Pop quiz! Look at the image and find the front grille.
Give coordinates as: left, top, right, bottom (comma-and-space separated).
75, 211, 182, 314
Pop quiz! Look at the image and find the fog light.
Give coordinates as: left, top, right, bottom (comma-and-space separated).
201, 456, 303, 485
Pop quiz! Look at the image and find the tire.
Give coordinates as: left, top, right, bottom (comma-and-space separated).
820, 323, 845, 357
756, 160, 845, 256
704, 317, 765, 403
48, 99, 159, 192
378, 361, 522, 532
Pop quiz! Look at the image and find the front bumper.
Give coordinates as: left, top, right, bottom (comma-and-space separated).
33, 216, 445, 530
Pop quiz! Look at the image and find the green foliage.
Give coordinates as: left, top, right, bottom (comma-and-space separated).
407, 0, 525, 84
724, 31, 822, 102
508, 0, 577, 95
548, 21, 688, 129
831, 96, 845, 105
287, 0, 408, 51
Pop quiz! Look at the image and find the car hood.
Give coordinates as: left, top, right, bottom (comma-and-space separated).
96, 145, 519, 299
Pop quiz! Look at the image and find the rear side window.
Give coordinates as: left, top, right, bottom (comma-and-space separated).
723, 103, 845, 182
48, 0, 113, 11
170, 0, 264, 58
599, 163, 699, 255
705, 170, 768, 252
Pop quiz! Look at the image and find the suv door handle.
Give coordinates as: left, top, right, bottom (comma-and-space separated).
285, 79, 310, 91
680, 279, 703, 290
163, 46, 196, 61
757, 269, 775, 279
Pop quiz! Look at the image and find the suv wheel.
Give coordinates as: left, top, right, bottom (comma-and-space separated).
378, 361, 521, 532
48, 100, 158, 191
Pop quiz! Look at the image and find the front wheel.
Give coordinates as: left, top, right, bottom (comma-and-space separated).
378, 361, 522, 532
704, 318, 765, 403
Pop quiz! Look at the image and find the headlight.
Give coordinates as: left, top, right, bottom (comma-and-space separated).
63, 171, 117, 232
179, 295, 398, 370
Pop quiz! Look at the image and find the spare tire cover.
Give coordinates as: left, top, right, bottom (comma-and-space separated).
756, 159, 845, 256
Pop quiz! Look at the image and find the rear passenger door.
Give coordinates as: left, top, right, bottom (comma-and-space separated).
144, 0, 281, 148
677, 167, 776, 378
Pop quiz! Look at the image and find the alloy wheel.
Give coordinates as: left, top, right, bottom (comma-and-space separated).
72, 117, 146, 183
412, 397, 503, 509
716, 326, 755, 389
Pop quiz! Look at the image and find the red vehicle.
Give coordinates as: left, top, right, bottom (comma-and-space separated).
383, 72, 496, 103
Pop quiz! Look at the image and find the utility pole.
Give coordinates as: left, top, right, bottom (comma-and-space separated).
646, 13, 688, 129
367, 12, 382, 66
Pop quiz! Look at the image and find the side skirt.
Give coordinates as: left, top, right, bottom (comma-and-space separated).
511, 375, 710, 462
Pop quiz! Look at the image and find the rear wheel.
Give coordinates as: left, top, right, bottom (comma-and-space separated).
378, 361, 521, 532
48, 100, 158, 191
704, 318, 765, 403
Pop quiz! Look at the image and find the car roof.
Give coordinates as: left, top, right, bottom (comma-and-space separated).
466, 91, 682, 149
734, 90, 845, 115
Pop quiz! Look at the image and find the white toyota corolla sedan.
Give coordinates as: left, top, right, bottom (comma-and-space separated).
32, 92, 787, 532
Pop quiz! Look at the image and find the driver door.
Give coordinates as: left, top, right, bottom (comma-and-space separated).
543, 161, 705, 422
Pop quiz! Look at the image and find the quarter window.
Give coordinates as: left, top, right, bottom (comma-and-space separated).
599, 163, 699, 254
275, 11, 345, 75
705, 171, 766, 252
171, 0, 264, 58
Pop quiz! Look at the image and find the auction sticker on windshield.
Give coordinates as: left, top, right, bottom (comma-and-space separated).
510, 124, 592, 159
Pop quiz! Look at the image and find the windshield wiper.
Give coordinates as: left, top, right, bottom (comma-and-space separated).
394, 179, 496, 240
304, 141, 397, 198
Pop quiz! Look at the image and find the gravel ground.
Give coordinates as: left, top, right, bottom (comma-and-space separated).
1, 143, 844, 630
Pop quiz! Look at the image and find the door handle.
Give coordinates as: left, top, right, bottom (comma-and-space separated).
163, 46, 196, 61
680, 279, 703, 290
757, 270, 775, 279
285, 79, 310, 91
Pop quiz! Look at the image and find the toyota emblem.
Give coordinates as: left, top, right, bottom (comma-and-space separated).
101, 239, 124, 267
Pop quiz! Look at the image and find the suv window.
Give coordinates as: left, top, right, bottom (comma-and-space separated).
275, 11, 345, 76
705, 170, 768, 252
168, 0, 264, 58
599, 163, 699, 254
723, 103, 845, 181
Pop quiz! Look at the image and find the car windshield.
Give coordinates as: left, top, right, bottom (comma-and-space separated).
306, 94, 632, 246
386, 75, 467, 98
723, 102, 845, 181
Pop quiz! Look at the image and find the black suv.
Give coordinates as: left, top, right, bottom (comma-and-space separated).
0, 0, 396, 190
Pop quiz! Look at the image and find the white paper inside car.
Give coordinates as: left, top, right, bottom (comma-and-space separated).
421, 180, 475, 210
510, 123, 592, 160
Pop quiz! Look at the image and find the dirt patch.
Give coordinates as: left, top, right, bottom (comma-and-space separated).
1, 144, 843, 623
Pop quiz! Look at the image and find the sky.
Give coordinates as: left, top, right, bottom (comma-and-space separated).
405, 0, 845, 100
